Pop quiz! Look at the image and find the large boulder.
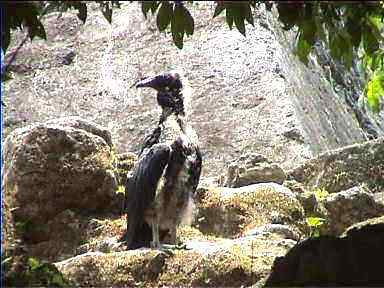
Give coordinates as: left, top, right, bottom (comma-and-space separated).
195, 183, 305, 238
265, 216, 384, 286
219, 153, 286, 188
322, 186, 384, 235
288, 137, 384, 193
55, 228, 296, 287
2, 116, 118, 259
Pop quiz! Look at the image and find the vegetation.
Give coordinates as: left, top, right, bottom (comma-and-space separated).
2, 256, 70, 287
1, 1, 384, 110
305, 216, 326, 238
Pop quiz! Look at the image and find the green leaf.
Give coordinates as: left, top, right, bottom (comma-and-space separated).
234, 14, 246, 36
329, 32, 343, 62
301, 19, 316, 45
101, 3, 112, 23
335, 31, 353, 69
313, 188, 329, 202
243, 3, 254, 26
181, 5, 194, 36
346, 17, 362, 48
142, 1, 154, 18
28, 257, 41, 271
27, 19, 47, 41
276, 2, 302, 30
363, 25, 379, 56
171, 25, 184, 49
76, 2, 88, 23
295, 32, 311, 65
225, 8, 234, 29
213, 3, 225, 18
171, 4, 185, 49
366, 71, 384, 113
371, 50, 384, 71
150, 1, 160, 14
51, 274, 65, 287
306, 217, 326, 228
156, 1, 173, 31
173, 4, 184, 30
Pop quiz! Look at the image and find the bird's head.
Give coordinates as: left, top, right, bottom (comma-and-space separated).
134, 70, 183, 93
134, 70, 190, 122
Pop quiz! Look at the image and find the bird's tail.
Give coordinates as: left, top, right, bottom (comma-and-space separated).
123, 217, 153, 250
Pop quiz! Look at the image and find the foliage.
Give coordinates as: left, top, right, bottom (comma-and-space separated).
274, 1, 384, 112
312, 187, 329, 202
116, 184, 125, 194
2, 1, 384, 110
305, 216, 325, 238
3, 255, 70, 287
0, 1, 121, 53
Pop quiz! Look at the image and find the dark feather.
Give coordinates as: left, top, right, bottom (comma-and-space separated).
125, 143, 171, 249
125, 70, 202, 249
189, 146, 202, 195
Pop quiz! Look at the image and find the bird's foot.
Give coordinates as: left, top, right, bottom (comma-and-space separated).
150, 242, 190, 256
161, 243, 191, 252
150, 241, 161, 249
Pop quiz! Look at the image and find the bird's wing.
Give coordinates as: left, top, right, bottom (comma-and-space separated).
125, 143, 171, 249
189, 145, 203, 195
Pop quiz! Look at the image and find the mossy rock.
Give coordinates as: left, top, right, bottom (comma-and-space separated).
195, 183, 305, 238
55, 233, 294, 287
3, 255, 71, 287
288, 137, 384, 193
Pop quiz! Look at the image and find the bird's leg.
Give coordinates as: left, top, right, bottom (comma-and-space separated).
158, 227, 189, 251
169, 226, 177, 245
151, 220, 160, 249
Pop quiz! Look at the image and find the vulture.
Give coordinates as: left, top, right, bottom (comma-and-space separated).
125, 70, 202, 250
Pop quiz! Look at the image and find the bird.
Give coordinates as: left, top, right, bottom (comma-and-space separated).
125, 70, 202, 250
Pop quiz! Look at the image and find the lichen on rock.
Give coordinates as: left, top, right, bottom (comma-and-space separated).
195, 183, 305, 239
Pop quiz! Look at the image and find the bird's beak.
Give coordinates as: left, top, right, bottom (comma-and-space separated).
131, 76, 158, 89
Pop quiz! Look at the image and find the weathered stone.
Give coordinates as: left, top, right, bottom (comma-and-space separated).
195, 183, 304, 238
220, 153, 286, 187
114, 152, 137, 186
2, 117, 118, 256
244, 224, 300, 241
296, 193, 318, 215
265, 216, 384, 286
56, 233, 291, 287
288, 137, 384, 193
322, 186, 384, 235
281, 128, 306, 143
283, 179, 306, 194
76, 236, 126, 256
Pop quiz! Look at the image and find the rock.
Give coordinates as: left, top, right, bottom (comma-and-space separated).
244, 224, 300, 241
59, 50, 76, 65
288, 137, 384, 193
281, 128, 306, 143
195, 183, 304, 238
322, 186, 384, 235
76, 236, 125, 255
55, 233, 292, 287
296, 193, 317, 215
2, 116, 118, 258
220, 153, 286, 187
374, 191, 384, 205
265, 216, 384, 286
114, 152, 137, 186
283, 179, 306, 194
